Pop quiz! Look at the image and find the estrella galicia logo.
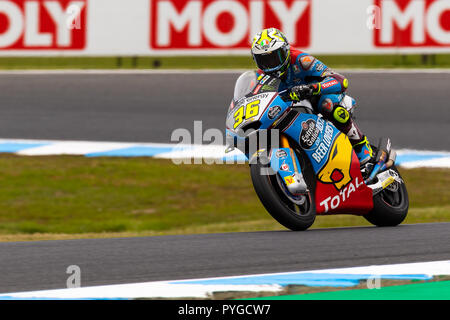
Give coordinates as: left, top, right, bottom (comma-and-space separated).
268, 106, 282, 120
300, 119, 320, 149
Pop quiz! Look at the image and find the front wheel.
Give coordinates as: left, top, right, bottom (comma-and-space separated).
364, 165, 409, 227
250, 156, 316, 231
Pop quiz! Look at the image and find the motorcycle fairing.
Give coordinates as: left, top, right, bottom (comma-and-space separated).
268, 147, 302, 183
283, 113, 374, 215
314, 134, 374, 215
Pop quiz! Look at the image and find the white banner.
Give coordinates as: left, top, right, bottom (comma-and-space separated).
0, 0, 449, 56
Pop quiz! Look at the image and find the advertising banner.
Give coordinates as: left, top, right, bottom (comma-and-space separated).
0, 0, 448, 56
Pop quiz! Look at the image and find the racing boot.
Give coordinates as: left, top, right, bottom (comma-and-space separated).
352, 136, 374, 165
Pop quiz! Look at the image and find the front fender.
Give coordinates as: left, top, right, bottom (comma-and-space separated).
268, 147, 307, 195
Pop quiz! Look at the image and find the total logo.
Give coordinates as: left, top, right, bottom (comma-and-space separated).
319, 177, 365, 213
374, 0, 450, 47
0, 0, 86, 49
321, 79, 338, 90
150, 0, 311, 50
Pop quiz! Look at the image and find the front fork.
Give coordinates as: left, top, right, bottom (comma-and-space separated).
269, 135, 308, 196
226, 129, 308, 195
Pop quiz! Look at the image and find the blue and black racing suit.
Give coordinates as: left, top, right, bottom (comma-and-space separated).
256, 48, 368, 156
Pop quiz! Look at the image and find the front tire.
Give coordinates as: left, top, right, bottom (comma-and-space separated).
364, 165, 409, 227
250, 152, 316, 231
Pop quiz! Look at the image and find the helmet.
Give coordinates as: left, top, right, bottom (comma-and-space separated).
251, 28, 290, 78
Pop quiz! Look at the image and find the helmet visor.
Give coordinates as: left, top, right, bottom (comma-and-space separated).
254, 48, 288, 73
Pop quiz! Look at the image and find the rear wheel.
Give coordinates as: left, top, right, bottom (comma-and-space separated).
364, 165, 409, 227
250, 149, 316, 231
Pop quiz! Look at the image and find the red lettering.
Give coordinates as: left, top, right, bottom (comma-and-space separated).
0, 0, 87, 50
150, 0, 311, 50
374, 0, 450, 47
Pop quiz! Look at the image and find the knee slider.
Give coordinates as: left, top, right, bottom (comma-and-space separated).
333, 106, 350, 124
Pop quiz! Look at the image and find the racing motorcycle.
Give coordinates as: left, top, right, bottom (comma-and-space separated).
225, 71, 409, 231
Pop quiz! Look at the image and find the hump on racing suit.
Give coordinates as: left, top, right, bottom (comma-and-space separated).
256, 48, 349, 96
255, 48, 373, 165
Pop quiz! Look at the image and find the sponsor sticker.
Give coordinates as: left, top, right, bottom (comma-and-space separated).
253, 84, 262, 94
381, 176, 395, 189
284, 175, 295, 186
268, 106, 282, 120
299, 119, 320, 149
260, 75, 270, 85
315, 63, 325, 72
319, 177, 364, 212
300, 55, 315, 70
276, 149, 288, 159
321, 79, 339, 89
312, 123, 334, 163
261, 78, 280, 92
321, 69, 332, 77
280, 162, 290, 171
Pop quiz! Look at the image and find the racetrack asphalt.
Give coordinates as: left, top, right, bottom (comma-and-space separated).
0, 223, 449, 293
0, 71, 448, 294
0, 71, 449, 150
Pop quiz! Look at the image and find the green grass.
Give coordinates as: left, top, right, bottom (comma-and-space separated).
246, 281, 450, 300
0, 155, 448, 241
0, 54, 449, 70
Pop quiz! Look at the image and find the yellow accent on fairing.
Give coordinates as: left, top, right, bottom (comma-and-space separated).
381, 176, 395, 189
252, 149, 266, 158
246, 100, 260, 118
233, 106, 245, 129
317, 133, 353, 191
284, 176, 295, 186
233, 100, 261, 129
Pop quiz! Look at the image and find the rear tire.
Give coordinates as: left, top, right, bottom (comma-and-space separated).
364, 165, 409, 227
250, 150, 316, 231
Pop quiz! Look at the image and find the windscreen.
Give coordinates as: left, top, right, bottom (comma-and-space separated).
233, 71, 258, 101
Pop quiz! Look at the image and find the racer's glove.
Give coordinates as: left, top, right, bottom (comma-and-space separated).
289, 84, 321, 101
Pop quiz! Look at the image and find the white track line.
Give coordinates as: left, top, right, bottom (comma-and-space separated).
1, 139, 449, 168
0, 260, 448, 300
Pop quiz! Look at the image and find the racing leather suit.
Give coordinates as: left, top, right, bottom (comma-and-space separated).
256, 48, 365, 147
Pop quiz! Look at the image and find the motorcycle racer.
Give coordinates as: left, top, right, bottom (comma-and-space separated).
251, 28, 374, 165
